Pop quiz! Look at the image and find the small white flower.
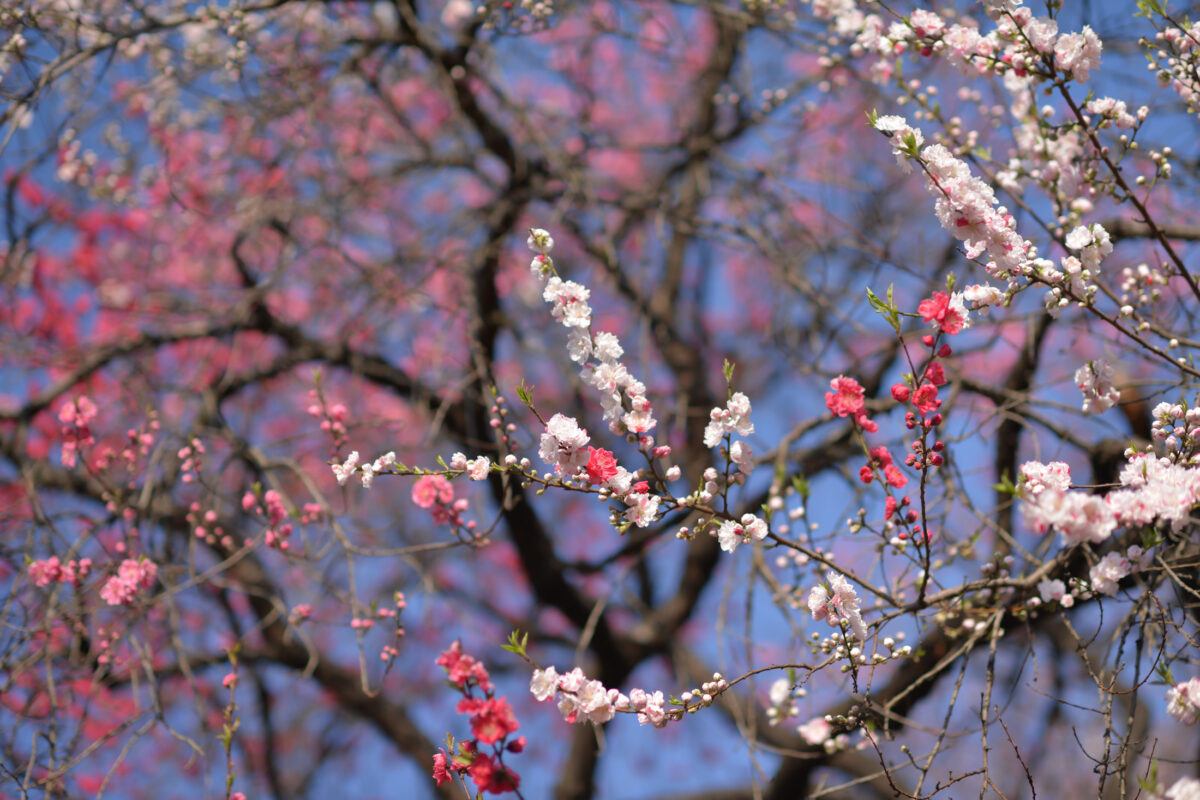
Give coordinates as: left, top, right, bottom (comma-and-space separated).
1167, 678, 1200, 725
1037, 578, 1066, 603
769, 678, 791, 707
527, 227, 554, 254
530, 666, 559, 702
466, 456, 490, 481
873, 114, 908, 134
332, 451, 360, 485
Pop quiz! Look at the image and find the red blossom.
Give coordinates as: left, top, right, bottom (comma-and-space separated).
891, 383, 911, 403
436, 641, 493, 692
854, 410, 879, 433
863, 447, 908, 489
432, 750, 453, 786
825, 375, 865, 417
913, 384, 941, 414
924, 362, 947, 386
585, 446, 619, 485
869, 446, 894, 467
917, 291, 964, 335
459, 697, 519, 745
469, 754, 521, 795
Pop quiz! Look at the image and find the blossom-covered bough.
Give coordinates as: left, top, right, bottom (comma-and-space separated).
5, 0, 1200, 798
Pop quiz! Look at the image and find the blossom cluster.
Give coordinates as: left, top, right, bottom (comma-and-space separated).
1021, 453, 1200, 546
1109, 453, 1200, 532
807, 571, 868, 642
874, 112, 1122, 319
99, 558, 158, 606
450, 452, 492, 481
1039, 223, 1113, 313
527, 231, 687, 529
1151, 402, 1200, 453
528, 229, 656, 437
28, 556, 93, 587
58, 395, 98, 469
433, 642, 523, 795
1148, 18, 1200, 121
306, 391, 348, 449
1088, 550, 1132, 596
1032, 547, 1146, 607
1020, 468, 1114, 546
536, 413, 663, 527
529, 665, 725, 729
703, 392, 754, 447
811, 1, 1102, 87
332, 449, 398, 489
911, 134, 1033, 277
242, 489, 294, 550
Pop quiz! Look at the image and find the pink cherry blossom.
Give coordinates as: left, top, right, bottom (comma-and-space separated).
824, 376, 865, 418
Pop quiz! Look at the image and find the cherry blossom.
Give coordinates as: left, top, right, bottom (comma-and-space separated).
824, 376, 865, 418
1088, 551, 1130, 596
412, 475, 455, 509
716, 513, 769, 554
797, 717, 832, 746
703, 392, 755, 447
1157, 777, 1200, 800
1166, 678, 1200, 725
1075, 360, 1120, 415
918, 291, 966, 335
808, 571, 868, 642
99, 558, 158, 606
466, 456, 491, 481
538, 414, 591, 475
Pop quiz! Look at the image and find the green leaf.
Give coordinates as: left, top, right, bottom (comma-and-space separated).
791, 473, 810, 500
1135, 0, 1165, 17
723, 359, 736, 385
866, 285, 901, 333
866, 286, 886, 313
992, 470, 1018, 496
516, 379, 535, 407
500, 629, 529, 658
